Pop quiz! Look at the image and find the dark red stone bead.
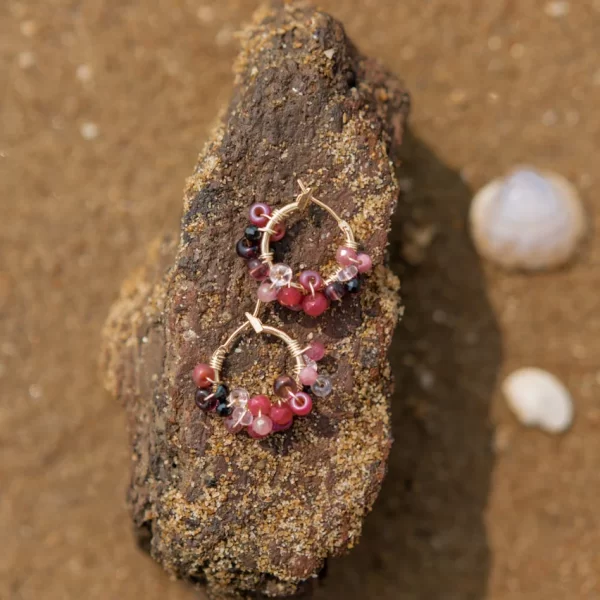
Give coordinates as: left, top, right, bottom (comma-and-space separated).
271, 222, 286, 242
325, 281, 347, 302
195, 389, 217, 412
274, 374, 297, 398
236, 238, 259, 259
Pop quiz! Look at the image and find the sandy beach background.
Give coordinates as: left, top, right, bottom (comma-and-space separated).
1, 1, 599, 598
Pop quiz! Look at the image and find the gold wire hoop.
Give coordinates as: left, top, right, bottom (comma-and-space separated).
258, 180, 359, 288
208, 300, 308, 386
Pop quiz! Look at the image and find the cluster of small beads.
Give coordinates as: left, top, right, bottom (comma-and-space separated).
238, 203, 373, 317
235, 202, 284, 283
191, 340, 332, 438
192, 363, 232, 416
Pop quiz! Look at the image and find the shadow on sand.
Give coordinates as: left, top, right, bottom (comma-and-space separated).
313, 130, 502, 600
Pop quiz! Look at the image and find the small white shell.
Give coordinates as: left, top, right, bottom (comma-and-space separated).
502, 367, 573, 433
469, 168, 585, 270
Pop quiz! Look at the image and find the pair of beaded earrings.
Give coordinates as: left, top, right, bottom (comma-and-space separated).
191, 181, 372, 439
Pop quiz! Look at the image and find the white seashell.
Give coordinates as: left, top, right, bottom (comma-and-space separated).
469, 168, 585, 270
502, 367, 573, 433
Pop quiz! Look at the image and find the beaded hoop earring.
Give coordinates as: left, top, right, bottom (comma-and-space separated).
236, 180, 373, 317
191, 303, 332, 438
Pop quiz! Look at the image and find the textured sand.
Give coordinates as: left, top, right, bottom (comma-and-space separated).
2, 1, 600, 599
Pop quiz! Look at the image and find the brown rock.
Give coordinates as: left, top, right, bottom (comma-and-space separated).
101, 1, 409, 597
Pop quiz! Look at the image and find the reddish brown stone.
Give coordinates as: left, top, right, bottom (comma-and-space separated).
101, 1, 409, 598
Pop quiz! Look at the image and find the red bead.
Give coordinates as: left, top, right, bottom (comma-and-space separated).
271, 222, 286, 242
192, 363, 214, 388
290, 392, 313, 416
248, 395, 271, 416
270, 402, 294, 425
302, 292, 329, 317
298, 270, 324, 292
248, 259, 269, 281
249, 202, 272, 227
277, 286, 303, 308
305, 341, 325, 361
272, 419, 293, 432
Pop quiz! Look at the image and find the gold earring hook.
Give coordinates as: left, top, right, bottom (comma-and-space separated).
209, 299, 307, 385
258, 180, 359, 279
245, 312, 264, 333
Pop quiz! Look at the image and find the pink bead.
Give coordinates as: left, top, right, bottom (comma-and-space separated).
248, 259, 269, 281
270, 403, 294, 425
298, 270, 324, 292
247, 426, 267, 439
278, 286, 303, 308
192, 363, 215, 388
356, 253, 373, 273
290, 392, 313, 416
302, 292, 329, 317
272, 419, 293, 432
257, 281, 278, 302
252, 415, 273, 436
336, 246, 358, 266
248, 395, 271, 416
299, 365, 318, 386
249, 202, 272, 227
305, 341, 325, 362
224, 416, 243, 434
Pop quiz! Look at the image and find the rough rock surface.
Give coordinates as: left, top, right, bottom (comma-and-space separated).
101, 1, 409, 597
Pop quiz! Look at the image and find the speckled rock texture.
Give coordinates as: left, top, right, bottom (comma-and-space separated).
101, 1, 409, 597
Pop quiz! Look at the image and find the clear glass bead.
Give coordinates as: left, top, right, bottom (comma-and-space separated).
269, 263, 293, 288
311, 375, 333, 397
304, 357, 318, 371
337, 265, 358, 282
232, 406, 253, 427
228, 388, 249, 408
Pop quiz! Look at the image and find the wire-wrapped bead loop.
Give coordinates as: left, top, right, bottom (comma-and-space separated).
236, 180, 373, 317
191, 302, 333, 438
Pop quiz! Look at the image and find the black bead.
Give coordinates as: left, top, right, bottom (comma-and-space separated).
244, 225, 261, 242
345, 277, 361, 294
236, 238, 259, 259
216, 402, 233, 417
302, 385, 312, 394
324, 281, 347, 302
213, 384, 229, 402
195, 389, 217, 412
